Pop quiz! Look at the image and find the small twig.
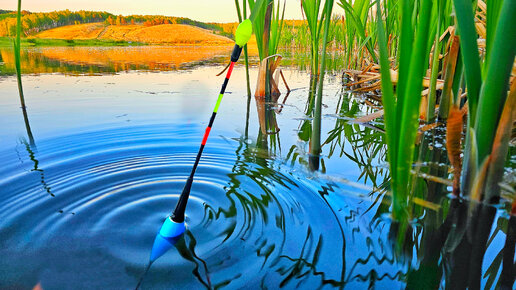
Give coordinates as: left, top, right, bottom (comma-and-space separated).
279, 69, 290, 92
216, 62, 231, 76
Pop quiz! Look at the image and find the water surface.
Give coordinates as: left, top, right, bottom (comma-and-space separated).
0, 46, 514, 289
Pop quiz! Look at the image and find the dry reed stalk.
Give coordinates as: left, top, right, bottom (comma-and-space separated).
446, 105, 464, 196
352, 109, 384, 123
254, 54, 283, 98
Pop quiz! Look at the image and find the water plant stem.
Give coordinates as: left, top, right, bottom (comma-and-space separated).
310, 0, 334, 162
14, 0, 24, 109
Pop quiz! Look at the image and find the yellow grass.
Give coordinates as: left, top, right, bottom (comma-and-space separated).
35, 23, 105, 40
34, 23, 234, 45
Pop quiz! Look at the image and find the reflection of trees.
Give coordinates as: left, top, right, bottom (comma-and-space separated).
0, 47, 230, 76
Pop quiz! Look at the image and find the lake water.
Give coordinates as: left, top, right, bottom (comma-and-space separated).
0, 46, 514, 289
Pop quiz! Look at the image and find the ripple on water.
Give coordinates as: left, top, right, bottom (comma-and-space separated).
0, 124, 370, 289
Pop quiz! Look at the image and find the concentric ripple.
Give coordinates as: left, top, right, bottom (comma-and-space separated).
0, 124, 377, 289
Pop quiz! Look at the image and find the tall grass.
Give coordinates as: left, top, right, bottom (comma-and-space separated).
368, 0, 515, 219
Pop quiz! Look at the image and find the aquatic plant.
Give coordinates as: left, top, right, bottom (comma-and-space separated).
13, 0, 35, 147
234, 0, 252, 98
337, 0, 378, 69
247, 0, 284, 61
14, 0, 24, 107
425, 0, 453, 122
300, 0, 325, 85
454, 0, 516, 202
246, 0, 286, 101
309, 0, 334, 169
375, 0, 435, 219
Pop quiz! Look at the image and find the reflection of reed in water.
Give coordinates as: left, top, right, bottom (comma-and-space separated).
15, 86, 56, 198
136, 231, 211, 289
278, 183, 347, 288
200, 137, 290, 270
255, 95, 280, 136
13, 12, 54, 199
389, 197, 515, 288
254, 81, 290, 156
325, 90, 388, 186
174, 231, 212, 288
199, 137, 353, 287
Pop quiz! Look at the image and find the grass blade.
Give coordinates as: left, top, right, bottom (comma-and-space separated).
452, 0, 482, 122
474, 0, 516, 163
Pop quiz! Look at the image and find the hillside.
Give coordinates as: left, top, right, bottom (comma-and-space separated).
34, 23, 234, 45
0, 9, 231, 38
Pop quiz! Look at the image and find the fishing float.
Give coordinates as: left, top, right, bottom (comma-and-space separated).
149, 18, 254, 263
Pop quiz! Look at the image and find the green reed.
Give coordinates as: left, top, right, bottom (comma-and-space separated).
309, 0, 334, 166
301, 0, 325, 86
455, 0, 516, 201
13, 0, 35, 147
247, 0, 283, 60
234, 0, 252, 98
14, 0, 24, 107
376, 0, 435, 219
426, 0, 453, 122
338, 0, 378, 68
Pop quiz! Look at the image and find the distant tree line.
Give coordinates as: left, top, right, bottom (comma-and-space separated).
0, 10, 234, 38
0, 10, 113, 36
104, 14, 232, 37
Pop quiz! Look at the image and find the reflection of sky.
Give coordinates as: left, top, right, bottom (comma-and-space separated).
2, 0, 306, 23
0, 62, 379, 186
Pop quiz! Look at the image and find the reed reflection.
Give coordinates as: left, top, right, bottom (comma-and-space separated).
14, 35, 55, 199
255, 92, 285, 156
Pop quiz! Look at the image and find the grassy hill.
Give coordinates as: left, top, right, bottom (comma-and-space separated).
34, 23, 234, 45
0, 9, 232, 38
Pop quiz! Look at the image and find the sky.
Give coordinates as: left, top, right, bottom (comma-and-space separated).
0, 0, 305, 23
